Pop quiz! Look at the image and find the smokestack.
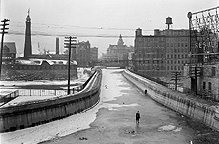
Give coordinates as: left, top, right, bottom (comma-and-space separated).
56, 37, 59, 54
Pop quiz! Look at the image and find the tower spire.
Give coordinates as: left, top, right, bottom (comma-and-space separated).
117, 34, 124, 45
24, 9, 32, 59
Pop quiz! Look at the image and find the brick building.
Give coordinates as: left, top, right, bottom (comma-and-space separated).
76, 41, 91, 67
134, 18, 190, 78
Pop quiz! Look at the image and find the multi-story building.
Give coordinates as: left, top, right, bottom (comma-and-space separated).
134, 29, 166, 77
90, 47, 98, 65
0, 42, 17, 64
183, 8, 219, 101
76, 41, 91, 67
105, 35, 134, 67
134, 17, 190, 78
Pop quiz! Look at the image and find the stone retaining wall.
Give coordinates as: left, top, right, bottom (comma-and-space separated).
0, 70, 102, 133
123, 70, 219, 132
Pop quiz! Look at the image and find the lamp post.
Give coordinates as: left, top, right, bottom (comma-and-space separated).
64, 36, 77, 95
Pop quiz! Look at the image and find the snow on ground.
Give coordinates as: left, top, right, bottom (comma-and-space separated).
0, 69, 140, 144
0, 68, 89, 87
0, 68, 90, 104
0, 96, 56, 108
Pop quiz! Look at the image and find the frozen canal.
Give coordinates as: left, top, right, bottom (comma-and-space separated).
0, 69, 218, 144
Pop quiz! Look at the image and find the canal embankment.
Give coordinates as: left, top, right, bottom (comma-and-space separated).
122, 69, 219, 132
0, 70, 102, 133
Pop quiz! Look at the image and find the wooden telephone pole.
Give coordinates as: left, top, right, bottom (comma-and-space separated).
64, 36, 77, 95
171, 71, 181, 91
0, 19, 10, 78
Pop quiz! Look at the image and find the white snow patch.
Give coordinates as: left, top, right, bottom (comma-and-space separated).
173, 127, 182, 132
158, 125, 176, 131
158, 124, 182, 132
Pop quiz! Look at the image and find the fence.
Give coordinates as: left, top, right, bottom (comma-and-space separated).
18, 86, 83, 96
0, 90, 19, 104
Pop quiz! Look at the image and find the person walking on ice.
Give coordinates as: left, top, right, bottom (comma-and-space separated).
136, 111, 140, 123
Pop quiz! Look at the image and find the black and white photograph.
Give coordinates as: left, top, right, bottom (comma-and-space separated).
0, 0, 219, 144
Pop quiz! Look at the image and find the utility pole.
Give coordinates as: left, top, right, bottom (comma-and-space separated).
171, 71, 181, 91
64, 36, 77, 95
0, 19, 10, 78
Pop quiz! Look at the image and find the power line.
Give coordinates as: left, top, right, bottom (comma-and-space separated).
8, 30, 135, 38
10, 20, 154, 32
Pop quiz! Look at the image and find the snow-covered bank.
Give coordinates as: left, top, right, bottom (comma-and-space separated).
0, 69, 139, 144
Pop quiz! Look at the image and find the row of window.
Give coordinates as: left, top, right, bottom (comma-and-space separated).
167, 60, 188, 64
141, 37, 165, 42
166, 43, 188, 47
167, 65, 184, 71
136, 65, 184, 71
137, 60, 164, 64
167, 54, 188, 59
14, 65, 75, 70
166, 37, 189, 41
138, 66, 166, 70
166, 47, 188, 53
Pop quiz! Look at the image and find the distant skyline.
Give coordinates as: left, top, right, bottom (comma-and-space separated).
1, 0, 218, 57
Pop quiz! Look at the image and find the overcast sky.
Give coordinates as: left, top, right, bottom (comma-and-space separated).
1, 0, 218, 57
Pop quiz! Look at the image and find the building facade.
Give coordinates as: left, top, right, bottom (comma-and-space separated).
90, 47, 98, 65
0, 42, 16, 64
105, 35, 134, 67
134, 22, 190, 78
76, 41, 91, 67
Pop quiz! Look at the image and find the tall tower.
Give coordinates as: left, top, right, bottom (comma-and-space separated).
24, 9, 32, 59
117, 34, 124, 45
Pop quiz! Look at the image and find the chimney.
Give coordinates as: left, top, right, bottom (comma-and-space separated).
56, 37, 59, 54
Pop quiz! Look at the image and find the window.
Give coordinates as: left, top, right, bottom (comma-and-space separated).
208, 82, 212, 91
171, 43, 173, 47
203, 82, 206, 89
212, 67, 216, 76
178, 66, 181, 70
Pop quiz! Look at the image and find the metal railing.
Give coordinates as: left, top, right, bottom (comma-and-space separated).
0, 90, 19, 104
18, 86, 83, 96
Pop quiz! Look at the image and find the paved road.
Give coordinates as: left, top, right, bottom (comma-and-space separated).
41, 68, 219, 144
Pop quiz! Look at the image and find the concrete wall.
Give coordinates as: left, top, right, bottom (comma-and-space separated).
0, 70, 102, 133
123, 70, 219, 132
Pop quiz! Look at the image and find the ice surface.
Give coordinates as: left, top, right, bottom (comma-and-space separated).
0, 69, 139, 144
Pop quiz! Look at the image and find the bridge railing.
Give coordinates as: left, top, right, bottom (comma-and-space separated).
0, 90, 19, 105
18, 86, 84, 96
